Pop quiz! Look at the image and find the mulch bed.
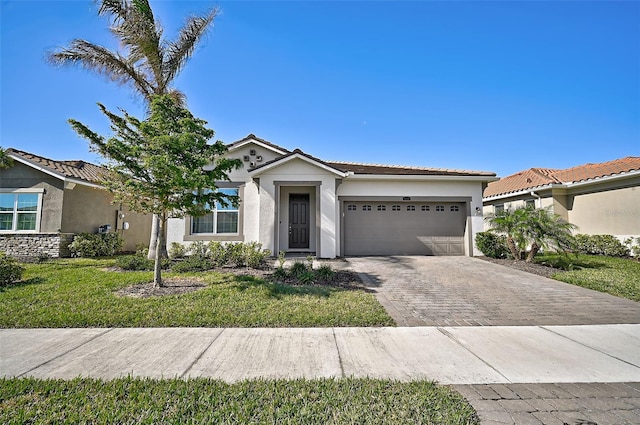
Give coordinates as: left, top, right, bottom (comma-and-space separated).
477, 257, 559, 279
114, 268, 366, 298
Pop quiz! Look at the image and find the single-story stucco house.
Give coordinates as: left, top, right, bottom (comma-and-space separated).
482, 156, 640, 241
0, 148, 152, 258
167, 134, 498, 258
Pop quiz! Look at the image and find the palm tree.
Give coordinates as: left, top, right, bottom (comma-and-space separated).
485, 208, 527, 260
49, 0, 218, 259
486, 206, 577, 262
521, 207, 577, 262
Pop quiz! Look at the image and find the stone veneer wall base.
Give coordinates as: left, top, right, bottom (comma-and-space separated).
0, 233, 75, 259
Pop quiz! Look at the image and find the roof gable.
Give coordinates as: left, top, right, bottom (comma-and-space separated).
248, 149, 349, 177
226, 134, 290, 156
6, 148, 105, 186
484, 157, 640, 198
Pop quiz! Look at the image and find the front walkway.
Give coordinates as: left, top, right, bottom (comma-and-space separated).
347, 256, 640, 326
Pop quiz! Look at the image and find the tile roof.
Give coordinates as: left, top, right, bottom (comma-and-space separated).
327, 161, 496, 177
232, 134, 496, 177
484, 156, 640, 198
7, 148, 106, 185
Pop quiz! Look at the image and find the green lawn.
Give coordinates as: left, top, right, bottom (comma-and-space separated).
0, 258, 394, 328
0, 377, 478, 425
535, 254, 640, 302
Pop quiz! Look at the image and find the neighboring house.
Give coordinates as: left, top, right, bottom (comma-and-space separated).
0, 149, 152, 258
483, 157, 640, 241
167, 134, 497, 257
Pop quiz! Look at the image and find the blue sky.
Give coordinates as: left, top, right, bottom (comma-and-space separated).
1, 0, 639, 177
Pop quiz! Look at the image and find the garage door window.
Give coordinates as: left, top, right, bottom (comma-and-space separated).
450, 205, 459, 212
377, 205, 386, 211
362, 205, 371, 211
347, 204, 357, 211
407, 205, 415, 211
421, 205, 430, 211
392, 205, 401, 211
436, 205, 445, 212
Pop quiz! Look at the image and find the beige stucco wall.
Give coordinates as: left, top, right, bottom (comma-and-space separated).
568, 185, 640, 236
0, 162, 65, 232
60, 184, 151, 251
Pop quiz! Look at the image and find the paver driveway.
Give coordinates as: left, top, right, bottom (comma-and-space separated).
346, 256, 640, 326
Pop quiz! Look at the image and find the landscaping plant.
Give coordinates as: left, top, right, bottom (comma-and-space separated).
68, 233, 123, 257
0, 252, 24, 286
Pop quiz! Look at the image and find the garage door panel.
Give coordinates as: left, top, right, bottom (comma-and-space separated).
344, 202, 466, 256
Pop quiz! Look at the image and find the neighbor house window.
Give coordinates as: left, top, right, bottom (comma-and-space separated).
526, 200, 535, 209
191, 188, 239, 234
0, 192, 41, 232
494, 204, 504, 214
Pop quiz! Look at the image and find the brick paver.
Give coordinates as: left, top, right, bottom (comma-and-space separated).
454, 383, 640, 425
347, 256, 640, 326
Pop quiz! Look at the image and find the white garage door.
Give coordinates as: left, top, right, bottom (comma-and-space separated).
343, 201, 466, 256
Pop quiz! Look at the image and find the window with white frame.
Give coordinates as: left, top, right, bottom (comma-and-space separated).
0, 192, 41, 232
191, 188, 239, 234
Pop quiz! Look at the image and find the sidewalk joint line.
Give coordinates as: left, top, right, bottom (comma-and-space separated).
17, 328, 114, 378
436, 327, 511, 383
540, 325, 640, 369
331, 328, 346, 378
179, 328, 226, 379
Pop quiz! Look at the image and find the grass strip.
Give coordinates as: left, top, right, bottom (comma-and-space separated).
0, 258, 393, 328
0, 377, 479, 424
535, 254, 640, 302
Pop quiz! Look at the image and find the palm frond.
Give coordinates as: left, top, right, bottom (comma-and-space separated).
163, 6, 218, 86
96, 0, 129, 22
48, 40, 154, 99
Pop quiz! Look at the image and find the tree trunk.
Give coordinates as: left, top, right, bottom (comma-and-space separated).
506, 236, 520, 260
148, 214, 167, 260
153, 215, 165, 287
526, 242, 540, 263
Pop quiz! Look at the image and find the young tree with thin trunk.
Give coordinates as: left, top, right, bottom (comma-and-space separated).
49, 0, 218, 259
69, 95, 241, 287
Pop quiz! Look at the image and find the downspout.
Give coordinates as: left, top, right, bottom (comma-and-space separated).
530, 191, 541, 208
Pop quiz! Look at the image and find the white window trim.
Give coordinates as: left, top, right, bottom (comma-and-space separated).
0, 189, 44, 233
190, 188, 240, 236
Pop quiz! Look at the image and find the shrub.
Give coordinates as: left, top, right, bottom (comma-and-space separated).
116, 253, 170, 271
272, 266, 288, 281
297, 270, 315, 284
574, 234, 630, 257
624, 237, 640, 257
208, 241, 229, 267
475, 232, 510, 259
168, 242, 187, 259
315, 264, 334, 281
172, 255, 212, 273
0, 252, 24, 286
244, 242, 271, 269
188, 241, 209, 258
224, 243, 244, 267
289, 261, 309, 278
69, 233, 124, 257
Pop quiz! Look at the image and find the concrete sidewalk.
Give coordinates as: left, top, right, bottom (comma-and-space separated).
2, 324, 639, 383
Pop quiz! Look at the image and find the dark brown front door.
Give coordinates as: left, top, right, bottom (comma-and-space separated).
289, 194, 310, 249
